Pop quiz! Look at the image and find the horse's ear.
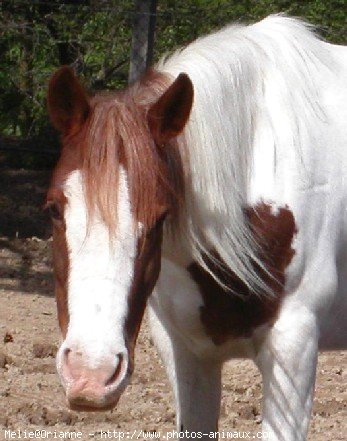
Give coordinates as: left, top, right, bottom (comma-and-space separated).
47, 66, 90, 134
148, 73, 193, 144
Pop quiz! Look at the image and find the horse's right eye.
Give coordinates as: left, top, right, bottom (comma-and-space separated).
46, 202, 63, 222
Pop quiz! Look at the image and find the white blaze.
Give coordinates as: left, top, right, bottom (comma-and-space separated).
63, 168, 136, 367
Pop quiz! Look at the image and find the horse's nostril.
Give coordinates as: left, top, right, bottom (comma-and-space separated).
61, 347, 88, 382
61, 347, 72, 376
105, 353, 123, 387
63, 347, 71, 359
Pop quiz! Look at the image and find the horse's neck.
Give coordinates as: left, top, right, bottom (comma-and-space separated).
160, 17, 346, 291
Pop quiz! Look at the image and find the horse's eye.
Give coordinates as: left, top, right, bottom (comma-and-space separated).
46, 202, 63, 221
156, 210, 168, 226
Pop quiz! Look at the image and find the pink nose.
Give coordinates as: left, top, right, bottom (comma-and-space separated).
60, 348, 126, 409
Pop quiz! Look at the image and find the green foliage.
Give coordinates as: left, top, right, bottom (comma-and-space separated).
0, 0, 345, 168
0, 0, 133, 140
155, 0, 346, 58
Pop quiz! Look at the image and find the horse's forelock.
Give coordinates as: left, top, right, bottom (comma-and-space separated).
76, 73, 185, 235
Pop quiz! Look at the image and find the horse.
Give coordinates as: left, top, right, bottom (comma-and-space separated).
45, 15, 347, 441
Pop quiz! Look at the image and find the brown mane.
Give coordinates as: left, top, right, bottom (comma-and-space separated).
70, 70, 185, 233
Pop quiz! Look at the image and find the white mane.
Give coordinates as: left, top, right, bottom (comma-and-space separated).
157, 15, 335, 294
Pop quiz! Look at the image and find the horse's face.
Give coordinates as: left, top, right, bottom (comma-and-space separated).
46, 67, 193, 410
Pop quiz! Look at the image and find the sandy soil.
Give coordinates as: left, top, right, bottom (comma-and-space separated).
0, 169, 346, 440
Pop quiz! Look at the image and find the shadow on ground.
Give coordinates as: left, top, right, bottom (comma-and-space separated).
0, 168, 52, 239
0, 167, 54, 297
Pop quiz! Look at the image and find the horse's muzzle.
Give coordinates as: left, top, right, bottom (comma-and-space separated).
56, 345, 130, 410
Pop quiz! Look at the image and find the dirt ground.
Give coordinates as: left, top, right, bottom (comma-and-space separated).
0, 168, 346, 440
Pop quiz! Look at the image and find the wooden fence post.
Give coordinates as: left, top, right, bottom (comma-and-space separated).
128, 0, 157, 84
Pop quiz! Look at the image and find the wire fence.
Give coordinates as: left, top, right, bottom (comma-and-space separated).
0, 0, 345, 163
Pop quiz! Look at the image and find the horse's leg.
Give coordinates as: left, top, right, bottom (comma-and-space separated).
148, 259, 222, 438
254, 307, 319, 441
148, 304, 221, 437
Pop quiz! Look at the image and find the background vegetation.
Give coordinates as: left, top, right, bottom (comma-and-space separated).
0, 0, 346, 167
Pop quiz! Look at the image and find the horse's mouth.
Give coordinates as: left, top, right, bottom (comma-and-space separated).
67, 395, 121, 412
64, 371, 131, 412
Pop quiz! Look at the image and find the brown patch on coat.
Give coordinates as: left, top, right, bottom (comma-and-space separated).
125, 217, 165, 373
45, 140, 83, 337
187, 203, 297, 344
45, 187, 69, 338
52, 226, 69, 338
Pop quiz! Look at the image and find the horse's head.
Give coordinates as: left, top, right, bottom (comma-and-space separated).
46, 67, 193, 410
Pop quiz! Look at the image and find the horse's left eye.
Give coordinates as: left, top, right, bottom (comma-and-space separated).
46, 202, 63, 221
156, 210, 168, 227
